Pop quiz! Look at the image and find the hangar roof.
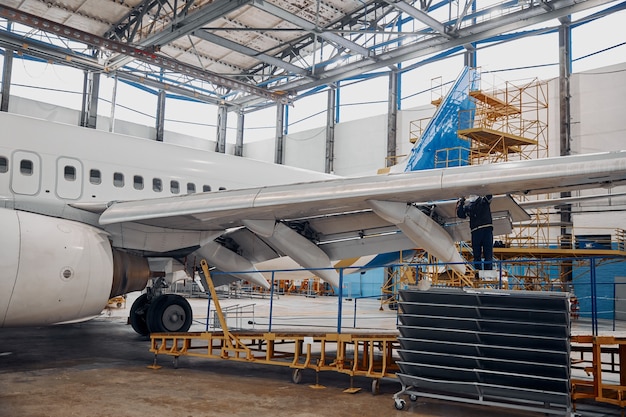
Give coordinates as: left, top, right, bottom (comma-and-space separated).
0, 0, 623, 110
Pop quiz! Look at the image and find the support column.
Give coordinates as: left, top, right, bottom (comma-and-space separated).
558, 16, 573, 285
235, 109, 245, 157
325, 86, 336, 174
215, 104, 227, 153
464, 45, 477, 68
155, 89, 166, 142
386, 71, 399, 167
80, 70, 100, 129
335, 81, 341, 123
109, 74, 118, 132
275, 103, 286, 165
1, 47, 13, 112
464, 1, 478, 69
559, 17, 572, 158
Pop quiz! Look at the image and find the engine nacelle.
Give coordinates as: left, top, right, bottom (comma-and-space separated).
0, 209, 150, 327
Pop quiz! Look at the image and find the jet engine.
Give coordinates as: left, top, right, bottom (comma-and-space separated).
0, 208, 151, 327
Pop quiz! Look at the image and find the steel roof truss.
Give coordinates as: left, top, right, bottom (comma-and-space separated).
192, 29, 311, 77
253, 0, 373, 58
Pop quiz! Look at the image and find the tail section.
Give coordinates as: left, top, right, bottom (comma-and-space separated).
393, 66, 478, 173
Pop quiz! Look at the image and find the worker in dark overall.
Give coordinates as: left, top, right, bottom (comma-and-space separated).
456, 195, 494, 272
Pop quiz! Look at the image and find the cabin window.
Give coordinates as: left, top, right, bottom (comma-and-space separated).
113, 172, 124, 187
0, 156, 7, 173
20, 159, 33, 175
153, 178, 162, 192
64, 165, 76, 181
187, 183, 196, 194
134, 175, 144, 190
90, 169, 101, 185
170, 180, 180, 194
219, 186, 226, 191
203, 185, 211, 192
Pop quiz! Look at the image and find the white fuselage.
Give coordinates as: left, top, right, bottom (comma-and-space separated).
0, 112, 335, 327
0, 112, 334, 225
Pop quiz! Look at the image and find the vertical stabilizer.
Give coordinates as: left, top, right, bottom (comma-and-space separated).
392, 67, 478, 173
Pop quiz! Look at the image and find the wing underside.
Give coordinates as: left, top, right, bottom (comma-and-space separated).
98, 151, 626, 287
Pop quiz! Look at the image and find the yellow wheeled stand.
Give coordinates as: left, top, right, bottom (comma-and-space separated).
148, 259, 400, 394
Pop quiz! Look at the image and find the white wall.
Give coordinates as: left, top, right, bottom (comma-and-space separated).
571, 63, 626, 154
244, 104, 436, 176
8, 95, 217, 152
245, 139, 276, 163
544, 63, 626, 237
568, 63, 626, 234
396, 106, 437, 161
10, 96, 80, 126
333, 114, 388, 176
284, 127, 327, 173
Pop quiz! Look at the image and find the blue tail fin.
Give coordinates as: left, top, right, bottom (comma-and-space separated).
403, 66, 478, 172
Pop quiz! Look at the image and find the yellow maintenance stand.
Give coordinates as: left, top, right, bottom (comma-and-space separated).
149, 259, 399, 393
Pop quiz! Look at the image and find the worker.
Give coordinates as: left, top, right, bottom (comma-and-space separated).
456, 194, 494, 272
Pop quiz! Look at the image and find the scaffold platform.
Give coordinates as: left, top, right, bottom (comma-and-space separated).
148, 259, 399, 393
469, 90, 521, 119
149, 330, 399, 392
458, 127, 537, 154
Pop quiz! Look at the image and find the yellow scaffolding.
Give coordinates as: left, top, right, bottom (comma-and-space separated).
571, 335, 626, 413
149, 259, 399, 393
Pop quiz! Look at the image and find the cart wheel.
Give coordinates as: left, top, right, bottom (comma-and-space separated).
371, 379, 380, 395
409, 394, 418, 402
394, 399, 406, 410
292, 369, 302, 384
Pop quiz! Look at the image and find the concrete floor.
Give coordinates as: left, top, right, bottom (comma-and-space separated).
0, 293, 621, 417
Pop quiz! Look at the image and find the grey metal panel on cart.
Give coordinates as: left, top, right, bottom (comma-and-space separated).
399, 301, 569, 324
397, 350, 569, 378
397, 325, 569, 351
392, 287, 571, 415
398, 314, 568, 338
398, 336, 569, 365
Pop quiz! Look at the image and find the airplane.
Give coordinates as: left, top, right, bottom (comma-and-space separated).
2, 109, 626, 336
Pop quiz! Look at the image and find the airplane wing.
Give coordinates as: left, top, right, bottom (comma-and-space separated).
98, 151, 626, 287
517, 191, 626, 210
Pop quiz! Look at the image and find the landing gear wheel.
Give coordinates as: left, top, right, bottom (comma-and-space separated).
147, 294, 193, 333
292, 369, 302, 384
129, 293, 150, 336
394, 398, 406, 410
371, 379, 380, 395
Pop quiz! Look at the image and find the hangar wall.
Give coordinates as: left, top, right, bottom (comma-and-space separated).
571, 62, 626, 155
546, 62, 626, 229
6, 95, 223, 154
244, 104, 436, 176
